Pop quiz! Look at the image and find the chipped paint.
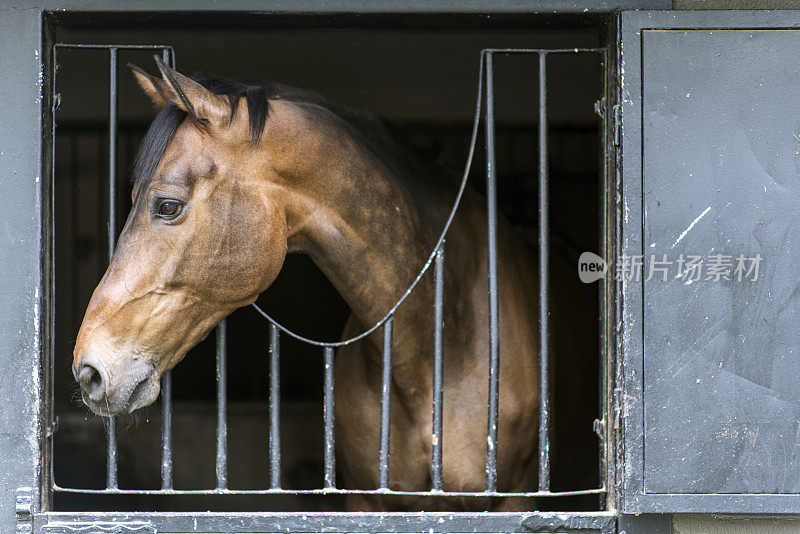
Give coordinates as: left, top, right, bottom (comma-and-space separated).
671, 206, 712, 249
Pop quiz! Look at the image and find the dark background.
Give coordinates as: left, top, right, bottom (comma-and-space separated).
51, 15, 605, 511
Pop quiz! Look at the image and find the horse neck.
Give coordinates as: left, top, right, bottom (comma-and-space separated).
280, 125, 445, 364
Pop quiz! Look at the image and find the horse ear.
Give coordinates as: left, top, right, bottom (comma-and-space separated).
153, 55, 230, 128
128, 63, 172, 111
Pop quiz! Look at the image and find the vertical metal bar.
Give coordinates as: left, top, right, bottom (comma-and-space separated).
378, 316, 393, 490
106, 420, 117, 490
162, 47, 173, 69
160, 371, 173, 490
105, 46, 118, 491
216, 319, 227, 490
107, 47, 117, 258
160, 45, 175, 493
431, 245, 445, 491
537, 51, 552, 492
49, 46, 59, 497
323, 346, 336, 488
484, 52, 501, 493
268, 324, 281, 489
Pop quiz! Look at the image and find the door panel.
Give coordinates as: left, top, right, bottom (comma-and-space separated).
621, 10, 800, 513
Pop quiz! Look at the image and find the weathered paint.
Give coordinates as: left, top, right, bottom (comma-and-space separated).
621, 10, 800, 514
0, 6, 46, 533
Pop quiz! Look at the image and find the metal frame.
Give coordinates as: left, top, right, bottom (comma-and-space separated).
0, 4, 625, 533
50, 47, 608, 506
619, 9, 800, 515
35, 511, 617, 534
6, 0, 669, 12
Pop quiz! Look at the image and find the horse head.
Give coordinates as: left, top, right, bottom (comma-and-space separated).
73, 58, 292, 415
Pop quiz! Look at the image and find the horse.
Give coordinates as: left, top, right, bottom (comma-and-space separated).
72, 56, 542, 511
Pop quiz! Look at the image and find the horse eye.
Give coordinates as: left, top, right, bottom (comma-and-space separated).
156, 200, 183, 219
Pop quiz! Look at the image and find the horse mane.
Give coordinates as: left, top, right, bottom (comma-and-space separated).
133, 74, 427, 189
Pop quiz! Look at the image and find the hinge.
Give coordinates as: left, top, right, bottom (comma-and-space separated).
596, 97, 622, 147
612, 103, 622, 147
41, 522, 156, 533
15, 487, 33, 534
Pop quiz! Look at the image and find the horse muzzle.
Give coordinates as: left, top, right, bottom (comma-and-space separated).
73, 354, 160, 416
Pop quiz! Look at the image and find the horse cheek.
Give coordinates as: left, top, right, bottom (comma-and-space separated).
213, 194, 286, 302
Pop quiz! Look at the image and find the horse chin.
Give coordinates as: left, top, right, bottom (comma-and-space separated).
125, 376, 161, 413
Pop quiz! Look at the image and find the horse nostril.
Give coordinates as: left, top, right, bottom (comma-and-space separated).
78, 363, 106, 402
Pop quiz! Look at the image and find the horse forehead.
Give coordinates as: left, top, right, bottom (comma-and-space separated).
158, 131, 217, 178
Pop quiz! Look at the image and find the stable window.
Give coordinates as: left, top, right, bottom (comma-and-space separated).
47, 12, 612, 526
7, 5, 800, 534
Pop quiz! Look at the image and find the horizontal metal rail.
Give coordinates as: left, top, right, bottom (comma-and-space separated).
52, 485, 606, 497
39, 511, 617, 534
55, 43, 176, 51
484, 47, 605, 54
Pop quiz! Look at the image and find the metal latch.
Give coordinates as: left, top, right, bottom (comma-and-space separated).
41, 523, 156, 533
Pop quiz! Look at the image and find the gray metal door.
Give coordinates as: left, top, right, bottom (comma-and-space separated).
620, 10, 800, 514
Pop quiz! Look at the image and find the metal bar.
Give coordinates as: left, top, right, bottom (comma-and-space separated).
538, 51, 552, 493
107, 47, 117, 259
323, 346, 335, 488
159, 46, 175, 493
431, 245, 445, 492
162, 47, 173, 69
484, 47, 605, 54
105, 420, 117, 490
484, 51, 501, 493
52, 485, 606, 497
269, 324, 281, 489
48, 45, 59, 499
216, 319, 227, 490
105, 46, 118, 491
55, 43, 176, 50
161, 371, 173, 490
378, 316, 393, 489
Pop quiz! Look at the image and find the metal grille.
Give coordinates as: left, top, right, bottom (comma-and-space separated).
51, 44, 606, 504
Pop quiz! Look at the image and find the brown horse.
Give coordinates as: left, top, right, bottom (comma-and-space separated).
73, 57, 541, 510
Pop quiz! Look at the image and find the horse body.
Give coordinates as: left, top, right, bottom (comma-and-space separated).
73, 58, 540, 510
298, 124, 542, 508
316, 131, 541, 510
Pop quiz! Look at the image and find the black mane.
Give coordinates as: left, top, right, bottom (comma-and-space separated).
132, 74, 411, 189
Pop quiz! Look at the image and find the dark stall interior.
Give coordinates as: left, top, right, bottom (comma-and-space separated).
51, 13, 608, 512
